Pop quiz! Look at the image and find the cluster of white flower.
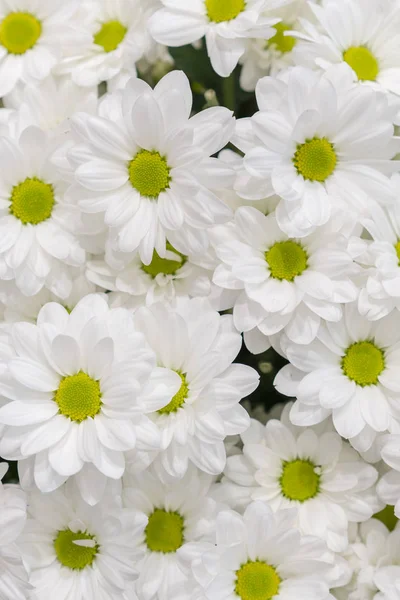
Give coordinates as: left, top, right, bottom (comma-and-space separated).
0, 0, 399, 598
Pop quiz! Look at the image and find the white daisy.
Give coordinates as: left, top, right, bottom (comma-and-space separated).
148, 0, 284, 78
377, 434, 400, 519
211, 206, 358, 352
292, 0, 400, 97
68, 71, 235, 264
0, 294, 180, 502
233, 65, 399, 238
0, 463, 31, 600
19, 481, 148, 600
122, 467, 218, 600
0, 0, 81, 96
219, 404, 379, 552
132, 298, 259, 480
275, 304, 400, 453
0, 125, 87, 298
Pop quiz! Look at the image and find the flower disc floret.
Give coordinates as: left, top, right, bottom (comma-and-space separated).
54, 372, 102, 422
265, 241, 308, 281
342, 341, 385, 386
128, 150, 171, 198
293, 137, 337, 182
0, 12, 42, 54
54, 529, 98, 570
10, 177, 54, 225
343, 46, 379, 81
142, 244, 186, 278
280, 459, 320, 502
93, 20, 127, 52
235, 561, 281, 600
158, 372, 188, 414
205, 0, 246, 23
268, 22, 296, 54
145, 509, 184, 553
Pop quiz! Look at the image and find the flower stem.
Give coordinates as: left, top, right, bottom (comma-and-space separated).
223, 72, 236, 112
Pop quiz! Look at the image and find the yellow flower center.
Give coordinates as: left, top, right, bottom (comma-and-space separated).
343, 46, 379, 81
268, 22, 296, 54
54, 372, 102, 422
142, 243, 187, 278
54, 529, 98, 570
93, 20, 127, 52
342, 341, 385, 386
158, 372, 188, 415
10, 177, 55, 225
235, 561, 281, 600
205, 0, 246, 23
395, 240, 400, 265
145, 509, 184, 553
265, 241, 308, 281
128, 150, 171, 198
293, 137, 337, 182
374, 505, 398, 532
280, 459, 320, 502
0, 12, 41, 54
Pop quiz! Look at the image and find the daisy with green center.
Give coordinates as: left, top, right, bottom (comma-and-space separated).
70, 70, 234, 266
275, 304, 400, 453
211, 206, 358, 354
220, 403, 379, 552
19, 482, 148, 600
148, 0, 284, 77
0, 294, 180, 504
132, 298, 259, 480
233, 65, 398, 238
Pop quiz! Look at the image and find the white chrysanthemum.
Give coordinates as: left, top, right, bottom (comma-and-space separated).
148, 0, 285, 78
189, 501, 337, 600
0, 294, 180, 502
0, 463, 31, 600
211, 207, 358, 353
0, 0, 81, 96
68, 71, 235, 264
219, 404, 379, 552
233, 65, 399, 238
292, 0, 400, 97
0, 126, 87, 298
122, 467, 218, 600
19, 481, 147, 600
275, 305, 400, 453
57, 0, 147, 89
132, 298, 259, 480
376, 434, 400, 519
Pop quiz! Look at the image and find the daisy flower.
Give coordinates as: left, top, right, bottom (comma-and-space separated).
0, 125, 87, 298
220, 404, 379, 552
132, 298, 259, 480
233, 65, 399, 238
211, 206, 358, 352
377, 434, 400, 519
275, 304, 400, 453
148, 0, 283, 78
292, 0, 400, 97
0, 0, 81, 97
19, 481, 148, 600
0, 463, 31, 600
0, 294, 180, 502
123, 467, 218, 600
68, 71, 235, 264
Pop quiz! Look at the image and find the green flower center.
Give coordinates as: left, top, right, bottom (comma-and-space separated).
158, 372, 188, 415
54, 372, 102, 423
280, 459, 320, 502
10, 177, 54, 225
268, 22, 296, 54
374, 505, 398, 532
235, 561, 281, 600
342, 341, 385, 387
343, 46, 379, 81
128, 150, 171, 198
293, 137, 337, 182
0, 12, 42, 54
395, 240, 400, 265
93, 20, 127, 53
142, 243, 187, 278
145, 509, 184, 553
205, 0, 246, 23
54, 529, 98, 570
265, 241, 308, 281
